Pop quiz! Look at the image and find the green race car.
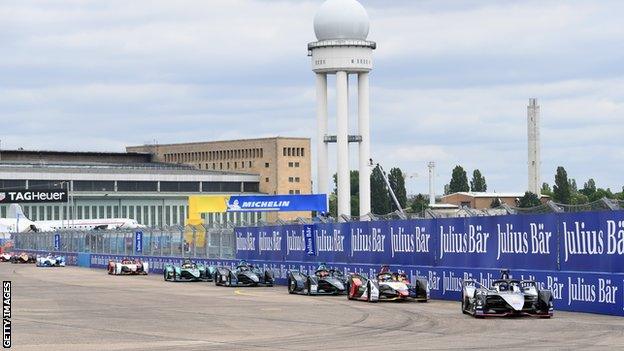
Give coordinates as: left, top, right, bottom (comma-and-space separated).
163, 259, 215, 282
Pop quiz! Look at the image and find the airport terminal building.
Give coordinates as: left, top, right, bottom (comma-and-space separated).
0, 150, 263, 226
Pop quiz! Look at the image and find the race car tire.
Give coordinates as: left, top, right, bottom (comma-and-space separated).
163, 270, 169, 281
346, 281, 353, 300
306, 278, 312, 296
462, 297, 469, 315
227, 274, 232, 287
367, 283, 374, 303
288, 278, 295, 294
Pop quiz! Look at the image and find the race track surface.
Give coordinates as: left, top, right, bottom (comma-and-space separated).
2, 264, 623, 350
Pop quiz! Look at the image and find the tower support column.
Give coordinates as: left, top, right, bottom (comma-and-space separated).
336, 71, 351, 218
358, 72, 371, 218
316, 73, 329, 203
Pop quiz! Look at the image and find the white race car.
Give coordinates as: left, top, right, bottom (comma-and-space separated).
36, 254, 66, 267
108, 258, 148, 275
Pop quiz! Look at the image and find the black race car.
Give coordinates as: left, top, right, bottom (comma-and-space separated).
461, 269, 553, 318
287, 263, 346, 295
214, 260, 274, 287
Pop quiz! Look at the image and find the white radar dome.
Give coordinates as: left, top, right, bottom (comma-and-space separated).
313, 0, 370, 41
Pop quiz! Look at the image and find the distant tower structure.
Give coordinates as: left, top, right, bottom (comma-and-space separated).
428, 162, 436, 205
310, 0, 376, 218
527, 98, 541, 195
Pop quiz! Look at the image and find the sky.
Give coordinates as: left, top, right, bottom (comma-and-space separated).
1, 0, 623, 196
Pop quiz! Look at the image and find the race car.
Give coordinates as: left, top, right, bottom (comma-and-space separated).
10, 252, 36, 264
107, 258, 149, 275
164, 259, 215, 282
287, 263, 346, 295
0, 253, 12, 262
214, 260, 274, 287
461, 269, 553, 318
346, 265, 429, 302
36, 254, 66, 267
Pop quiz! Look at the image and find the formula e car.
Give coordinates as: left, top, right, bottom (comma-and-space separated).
214, 260, 274, 287
346, 266, 429, 302
288, 263, 346, 295
36, 254, 66, 267
10, 252, 36, 264
107, 258, 148, 275
0, 253, 12, 262
461, 270, 553, 318
164, 259, 215, 282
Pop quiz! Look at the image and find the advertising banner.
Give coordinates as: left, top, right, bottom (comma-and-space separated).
135, 231, 143, 253
558, 211, 624, 273
226, 194, 327, 212
0, 189, 68, 204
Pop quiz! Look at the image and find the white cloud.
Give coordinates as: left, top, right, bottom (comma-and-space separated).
0, 0, 622, 194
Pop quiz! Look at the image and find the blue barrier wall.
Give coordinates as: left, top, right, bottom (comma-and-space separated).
235, 211, 624, 316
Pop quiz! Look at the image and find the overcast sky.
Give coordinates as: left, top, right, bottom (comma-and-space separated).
1, 0, 622, 195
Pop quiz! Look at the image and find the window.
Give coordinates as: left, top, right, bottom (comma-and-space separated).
74, 181, 115, 192
29, 180, 67, 189
295, 162, 300, 167
289, 190, 294, 194
265, 162, 269, 168
249, 161, 252, 167
295, 177, 300, 183
283, 148, 287, 156
295, 190, 301, 194
202, 182, 242, 192
288, 162, 293, 167
265, 178, 269, 183
243, 182, 260, 192
288, 177, 294, 183
160, 182, 200, 192
0, 180, 26, 190
117, 181, 158, 192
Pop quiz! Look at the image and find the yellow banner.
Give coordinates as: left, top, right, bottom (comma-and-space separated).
186, 195, 230, 226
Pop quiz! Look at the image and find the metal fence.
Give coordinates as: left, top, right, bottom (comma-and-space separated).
12, 225, 236, 259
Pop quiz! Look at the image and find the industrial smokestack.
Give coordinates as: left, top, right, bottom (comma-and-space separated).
527, 98, 541, 195
428, 161, 436, 205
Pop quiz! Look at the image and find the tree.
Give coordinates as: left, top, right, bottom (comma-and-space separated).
589, 188, 615, 202
518, 192, 541, 208
410, 194, 428, 214
541, 182, 553, 197
370, 167, 391, 215
570, 192, 589, 205
444, 184, 450, 195
553, 166, 571, 204
448, 165, 469, 193
490, 197, 502, 208
580, 179, 596, 197
470, 169, 487, 192
569, 178, 578, 192
388, 167, 407, 211
331, 170, 361, 217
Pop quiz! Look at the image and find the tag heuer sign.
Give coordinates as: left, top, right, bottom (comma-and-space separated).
0, 189, 68, 203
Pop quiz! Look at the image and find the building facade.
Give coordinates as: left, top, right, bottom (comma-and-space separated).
127, 137, 312, 220
0, 153, 263, 227
441, 192, 525, 210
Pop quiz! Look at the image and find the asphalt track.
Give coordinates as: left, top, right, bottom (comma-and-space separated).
2, 264, 623, 351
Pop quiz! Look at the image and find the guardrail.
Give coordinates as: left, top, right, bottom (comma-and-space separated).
12, 225, 236, 259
